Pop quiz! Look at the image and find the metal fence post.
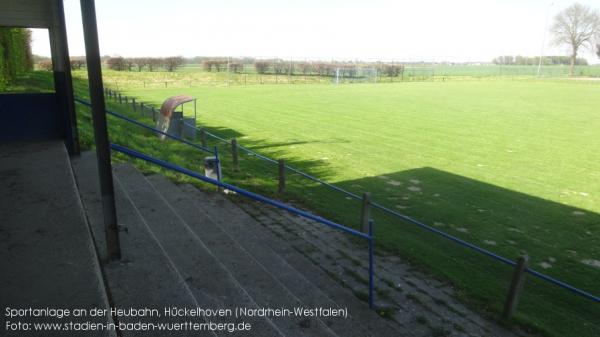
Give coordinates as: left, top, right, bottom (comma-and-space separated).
278, 159, 285, 194
140, 102, 144, 114
368, 219, 375, 309
124, 96, 128, 104
231, 138, 239, 171
152, 107, 157, 122
214, 146, 222, 192
360, 192, 371, 233
200, 128, 207, 148
214, 146, 221, 183
118, 93, 122, 104
502, 255, 529, 321
132, 98, 136, 112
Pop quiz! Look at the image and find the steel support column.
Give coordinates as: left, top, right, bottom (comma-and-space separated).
80, 0, 121, 260
49, 0, 79, 155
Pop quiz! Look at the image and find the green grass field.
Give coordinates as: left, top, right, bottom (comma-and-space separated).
13, 68, 594, 337
104, 76, 600, 337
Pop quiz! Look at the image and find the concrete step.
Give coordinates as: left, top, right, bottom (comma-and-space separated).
72, 152, 204, 337
112, 164, 298, 337
176, 182, 406, 337
235, 198, 524, 337
148, 174, 398, 337
0, 142, 114, 337
72, 154, 410, 336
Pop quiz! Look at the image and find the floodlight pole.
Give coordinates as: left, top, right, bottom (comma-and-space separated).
80, 0, 122, 261
227, 56, 230, 87
537, 2, 554, 77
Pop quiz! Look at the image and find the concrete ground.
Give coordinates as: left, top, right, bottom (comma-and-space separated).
0, 141, 113, 337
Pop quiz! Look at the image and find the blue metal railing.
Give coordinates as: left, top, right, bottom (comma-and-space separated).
109, 143, 376, 308
183, 121, 600, 304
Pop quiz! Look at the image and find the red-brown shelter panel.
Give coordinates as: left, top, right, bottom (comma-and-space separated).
156, 95, 196, 139
160, 95, 195, 118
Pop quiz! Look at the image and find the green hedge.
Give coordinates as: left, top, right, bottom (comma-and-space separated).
0, 28, 33, 90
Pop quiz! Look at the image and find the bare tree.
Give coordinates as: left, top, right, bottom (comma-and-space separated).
148, 58, 162, 71
123, 58, 135, 71
132, 57, 147, 71
297, 62, 312, 75
70, 59, 85, 70
38, 60, 53, 71
164, 56, 184, 72
107, 57, 125, 71
254, 61, 269, 74
551, 3, 600, 76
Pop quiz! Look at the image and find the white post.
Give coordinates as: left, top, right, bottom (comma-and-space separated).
537, 2, 554, 77
227, 56, 230, 86
289, 57, 292, 83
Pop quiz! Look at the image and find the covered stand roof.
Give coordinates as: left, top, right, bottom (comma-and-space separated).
160, 95, 196, 118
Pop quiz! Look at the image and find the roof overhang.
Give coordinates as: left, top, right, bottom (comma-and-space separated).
0, 0, 59, 29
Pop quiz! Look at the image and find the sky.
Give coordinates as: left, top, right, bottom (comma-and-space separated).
31, 0, 600, 63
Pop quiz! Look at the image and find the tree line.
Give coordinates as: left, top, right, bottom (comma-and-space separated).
37, 56, 87, 72
492, 55, 588, 66
200, 58, 405, 78
0, 28, 33, 89
106, 56, 185, 72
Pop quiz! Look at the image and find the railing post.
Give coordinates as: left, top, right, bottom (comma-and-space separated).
231, 138, 239, 171
152, 107, 157, 122
200, 128, 207, 148
132, 98, 136, 112
118, 93, 122, 104
140, 102, 144, 114
278, 159, 286, 194
360, 192, 371, 233
502, 255, 529, 321
214, 146, 221, 183
368, 219, 375, 309
214, 146, 222, 192
124, 96, 128, 104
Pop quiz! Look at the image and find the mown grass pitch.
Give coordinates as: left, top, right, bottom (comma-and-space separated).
94, 75, 600, 336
